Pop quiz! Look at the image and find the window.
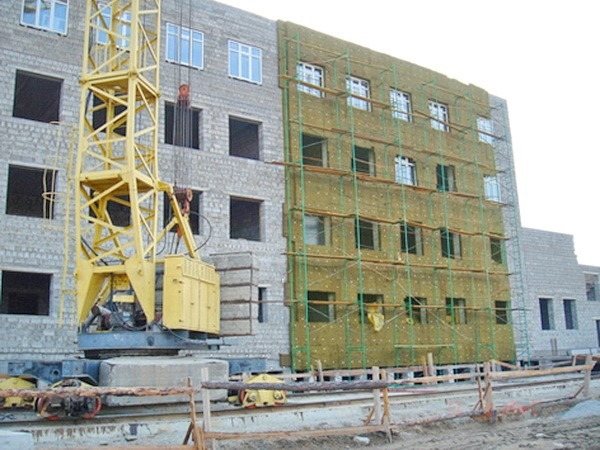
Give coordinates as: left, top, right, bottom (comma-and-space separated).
6, 165, 56, 219
228, 40, 262, 84
346, 76, 371, 111
166, 23, 203, 68
1, 271, 51, 316
21, 0, 68, 34
358, 293, 383, 317
539, 298, 554, 330
495, 301, 509, 325
484, 175, 501, 202
436, 164, 456, 192
352, 146, 375, 176
95, 4, 130, 47
477, 116, 494, 144
296, 62, 324, 97
230, 197, 261, 241
585, 273, 599, 301
165, 102, 201, 149
490, 238, 504, 264
258, 287, 267, 323
307, 291, 335, 323
163, 190, 201, 235
445, 298, 467, 324
395, 156, 416, 185
13, 70, 62, 123
356, 219, 379, 250
229, 117, 260, 160
390, 89, 412, 122
404, 297, 427, 324
400, 222, 423, 255
563, 299, 577, 330
304, 215, 329, 246
302, 134, 326, 167
440, 228, 461, 259
428, 100, 449, 132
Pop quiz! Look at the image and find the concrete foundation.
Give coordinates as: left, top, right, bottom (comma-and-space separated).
0, 431, 34, 449
99, 356, 228, 406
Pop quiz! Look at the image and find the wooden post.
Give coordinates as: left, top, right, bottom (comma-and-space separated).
317, 359, 324, 383
583, 355, 592, 398
200, 367, 212, 449
427, 352, 435, 380
482, 362, 494, 421
380, 369, 393, 443
182, 378, 204, 450
371, 366, 382, 425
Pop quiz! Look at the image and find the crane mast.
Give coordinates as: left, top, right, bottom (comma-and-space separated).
75, 0, 219, 348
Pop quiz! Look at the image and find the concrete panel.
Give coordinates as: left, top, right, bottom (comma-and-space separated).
99, 356, 228, 406
0, 431, 34, 450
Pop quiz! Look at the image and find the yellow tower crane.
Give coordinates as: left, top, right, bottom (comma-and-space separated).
75, 0, 220, 355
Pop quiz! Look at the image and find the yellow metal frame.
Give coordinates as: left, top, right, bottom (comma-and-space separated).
75, 1, 219, 333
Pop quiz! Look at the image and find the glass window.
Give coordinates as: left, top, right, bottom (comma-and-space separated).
352, 146, 375, 175
400, 222, 423, 255
304, 215, 328, 246
585, 273, 599, 301
356, 219, 379, 250
429, 100, 449, 132
495, 301, 509, 325
21, 0, 68, 35
390, 89, 412, 122
563, 299, 578, 330
395, 156, 416, 185
539, 298, 554, 330
166, 23, 204, 69
440, 228, 461, 259
306, 291, 335, 323
404, 297, 427, 324
484, 175, 501, 202
228, 40, 262, 84
302, 134, 326, 167
296, 62, 324, 97
346, 76, 370, 111
490, 238, 504, 264
436, 164, 456, 192
477, 116, 494, 144
446, 298, 467, 324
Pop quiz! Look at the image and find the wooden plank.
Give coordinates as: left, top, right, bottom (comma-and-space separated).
205, 424, 387, 441
489, 364, 594, 380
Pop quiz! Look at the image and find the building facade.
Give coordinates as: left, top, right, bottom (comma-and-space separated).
0, 0, 287, 370
279, 22, 518, 370
521, 228, 600, 359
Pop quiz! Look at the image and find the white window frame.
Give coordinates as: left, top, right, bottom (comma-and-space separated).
228, 40, 262, 84
166, 23, 204, 69
390, 89, 412, 122
477, 116, 494, 144
428, 100, 449, 132
346, 76, 371, 111
21, 0, 69, 35
304, 214, 329, 246
95, 4, 130, 48
484, 175, 501, 202
395, 156, 416, 186
296, 62, 324, 97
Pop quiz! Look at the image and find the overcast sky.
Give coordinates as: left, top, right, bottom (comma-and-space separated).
217, 0, 599, 265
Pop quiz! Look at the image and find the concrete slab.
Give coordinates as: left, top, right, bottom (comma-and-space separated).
0, 431, 34, 449
99, 356, 228, 406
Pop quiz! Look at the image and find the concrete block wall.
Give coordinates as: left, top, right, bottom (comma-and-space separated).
0, 0, 288, 369
521, 228, 600, 357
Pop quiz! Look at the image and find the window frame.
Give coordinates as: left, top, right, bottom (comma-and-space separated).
400, 222, 423, 255
356, 218, 379, 250
306, 291, 335, 323
404, 296, 427, 324
346, 76, 371, 111
20, 0, 69, 35
303, 214, 329, 246
357, 293, 384, 318
165, 23, 204, 69
301, 134, 327, 167
428, 100, 449, 132
352, 146, 375, 176
484, 175, 501, 202
164, 101, 201, 149
440, 228, 461, 259
390, 89, 412, 122
585, 272, 599, 301
490, 237, 504, 264
539, 297, 554, 330
296, 62, 324, 97
477, 116, 494, 144
395, 155, 417, 185
228, 40, 262, 85
494, 300, 510, 325
445, 297, 467, 325
563, 299, 578, 330
436, 164, 456, 192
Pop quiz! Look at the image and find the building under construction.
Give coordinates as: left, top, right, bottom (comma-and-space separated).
278, 22, 524, 371
0, 0, 542, 372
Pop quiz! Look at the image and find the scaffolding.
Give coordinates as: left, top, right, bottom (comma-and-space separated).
278, 22, 528, 371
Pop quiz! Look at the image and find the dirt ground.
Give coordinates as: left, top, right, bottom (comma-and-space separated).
225, 402, 600, 450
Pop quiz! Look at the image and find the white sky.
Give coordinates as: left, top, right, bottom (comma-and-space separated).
217, 0, 599, 265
